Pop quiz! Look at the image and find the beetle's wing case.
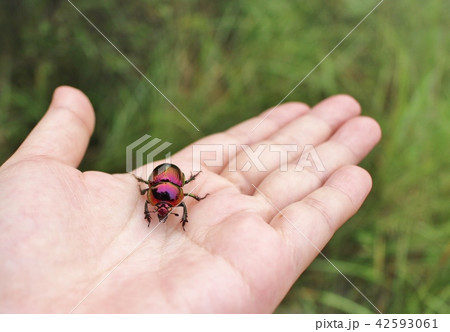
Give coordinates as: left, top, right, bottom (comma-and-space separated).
150, 163, 184, 187
148, 182, 184, 206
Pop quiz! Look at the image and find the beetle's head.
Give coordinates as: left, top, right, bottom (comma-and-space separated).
156, 202, 172, 222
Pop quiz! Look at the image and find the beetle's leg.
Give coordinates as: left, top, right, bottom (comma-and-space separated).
133, 174, 149, 185
179, 202, 188, 231
144, 200, 151, 227
184, 171, 202, 184
177, 192, 209, 230
133, 175, 149, 195
186, 193, 209, 201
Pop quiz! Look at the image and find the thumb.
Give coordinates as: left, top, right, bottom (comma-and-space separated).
6, 86, 95, 168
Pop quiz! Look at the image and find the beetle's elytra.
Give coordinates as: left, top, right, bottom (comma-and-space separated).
134, 163, 208, 230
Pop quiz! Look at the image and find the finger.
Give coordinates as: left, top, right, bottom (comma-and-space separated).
254, 116, 381, 219
7, 86, 95, 167
270, 165, 372, 276
221, 95, 361, 193
175, 102, 310, 173
225, 102, 310, 143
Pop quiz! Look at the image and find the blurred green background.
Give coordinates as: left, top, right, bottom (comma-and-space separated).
1, 0, 449, 313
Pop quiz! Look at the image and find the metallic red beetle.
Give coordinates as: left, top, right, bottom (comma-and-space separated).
135, 163, 208, 230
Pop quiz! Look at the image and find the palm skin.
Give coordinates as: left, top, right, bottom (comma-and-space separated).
0, 86, 381, 313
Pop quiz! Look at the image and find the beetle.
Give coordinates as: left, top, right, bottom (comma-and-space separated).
134, 163, 208, 230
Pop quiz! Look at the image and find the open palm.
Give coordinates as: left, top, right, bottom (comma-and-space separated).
0, 86, 381, 313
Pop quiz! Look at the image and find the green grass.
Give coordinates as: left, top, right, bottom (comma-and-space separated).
1, 0, 449, 313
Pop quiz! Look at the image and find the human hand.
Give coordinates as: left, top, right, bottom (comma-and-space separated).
0, 86, 381, 313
